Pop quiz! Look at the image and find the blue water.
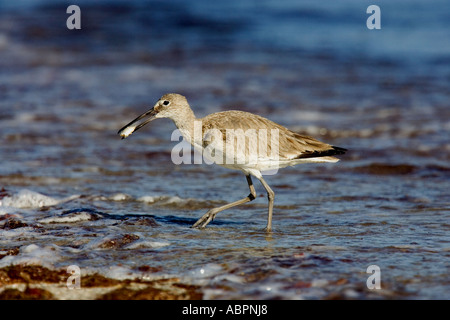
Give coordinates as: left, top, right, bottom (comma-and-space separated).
0, 0, 449, 299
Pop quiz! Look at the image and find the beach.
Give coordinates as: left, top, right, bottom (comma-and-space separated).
0, 0, 449, 299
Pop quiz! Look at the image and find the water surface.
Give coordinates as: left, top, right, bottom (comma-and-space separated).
0, 0, 449, 299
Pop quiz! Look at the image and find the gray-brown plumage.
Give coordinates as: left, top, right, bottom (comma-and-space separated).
200, 110, 345, 164
118, 93, 346, 231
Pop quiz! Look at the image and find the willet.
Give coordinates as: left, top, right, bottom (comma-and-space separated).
118, 93, 346, 231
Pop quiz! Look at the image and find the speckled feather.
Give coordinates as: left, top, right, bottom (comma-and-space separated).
200, 110, 343, 163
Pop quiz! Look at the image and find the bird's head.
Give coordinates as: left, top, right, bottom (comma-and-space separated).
118, 93, 190, 139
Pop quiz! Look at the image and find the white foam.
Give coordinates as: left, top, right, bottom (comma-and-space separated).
0, 189, 79, 209
0, 189, 59, 208
137, 195, 202, 206
137, 195, 188, 205
124, 240, 170, 249
137, 195, 161, 204
109, 193, 131, 201
0, 244, 61, 268
161, 196, 185, 205
38, 212, 93, 224
212, 274, 244, 284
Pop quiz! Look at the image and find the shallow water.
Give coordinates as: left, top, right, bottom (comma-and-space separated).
0, 0, 449, 299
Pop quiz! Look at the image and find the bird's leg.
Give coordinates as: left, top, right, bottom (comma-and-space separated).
192, 175, 257, 229
256, 176, 275, 232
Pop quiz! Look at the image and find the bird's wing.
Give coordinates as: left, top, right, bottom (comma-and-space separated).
200, 111, 346, 162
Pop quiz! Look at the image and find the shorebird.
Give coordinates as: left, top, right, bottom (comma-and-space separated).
118, 93, 346, 232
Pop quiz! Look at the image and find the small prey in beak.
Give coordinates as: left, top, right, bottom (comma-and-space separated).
118, 108, 158, 139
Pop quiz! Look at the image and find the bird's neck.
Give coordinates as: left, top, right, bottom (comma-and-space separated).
171, 108, 199, 146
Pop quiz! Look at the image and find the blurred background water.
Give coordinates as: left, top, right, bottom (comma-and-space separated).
0, 0, 449, 299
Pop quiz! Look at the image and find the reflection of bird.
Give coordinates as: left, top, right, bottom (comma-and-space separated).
118, 93, 346, 231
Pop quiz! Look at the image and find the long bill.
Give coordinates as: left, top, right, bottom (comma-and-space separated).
118, 107, 158, 139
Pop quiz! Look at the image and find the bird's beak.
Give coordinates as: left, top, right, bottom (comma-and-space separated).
118, 107, 158, 139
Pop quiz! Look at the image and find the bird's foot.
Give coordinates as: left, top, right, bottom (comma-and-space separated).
191, 210, 217, 229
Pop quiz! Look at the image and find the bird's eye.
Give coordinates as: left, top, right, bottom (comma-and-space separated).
162, 100, 170, 106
